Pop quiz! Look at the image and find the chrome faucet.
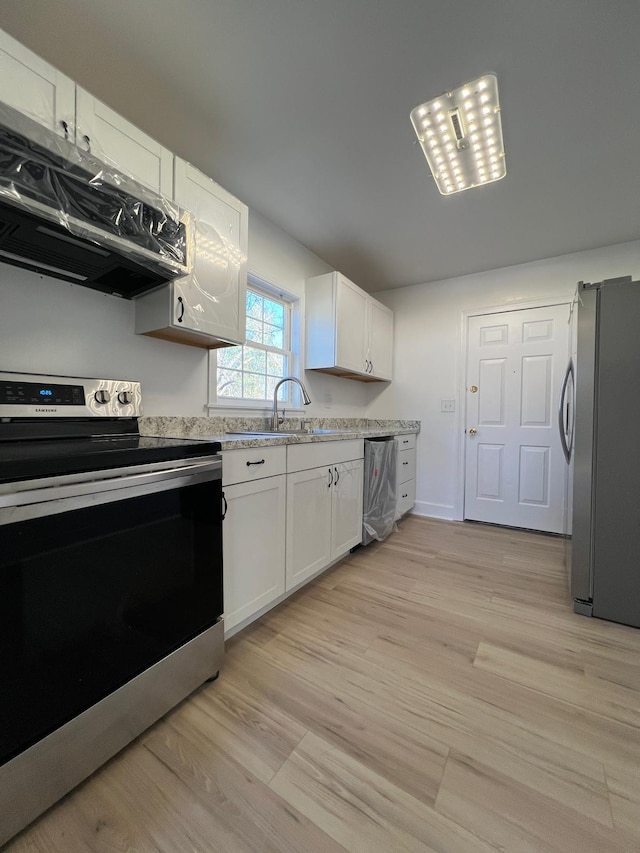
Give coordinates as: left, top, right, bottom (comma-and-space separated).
271, 376, 311, 430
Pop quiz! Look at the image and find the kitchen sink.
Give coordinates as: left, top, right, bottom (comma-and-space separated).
226, 430, 299, 437
227, 428, 356, 437
309, 428, 361, 434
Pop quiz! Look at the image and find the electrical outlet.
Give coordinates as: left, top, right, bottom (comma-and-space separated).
441, 399, 455, 413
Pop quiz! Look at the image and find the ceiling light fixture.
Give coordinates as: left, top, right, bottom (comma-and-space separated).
410, 73, 506, 195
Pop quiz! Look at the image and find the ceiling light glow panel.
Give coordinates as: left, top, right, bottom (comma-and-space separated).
410, 74, 506, 195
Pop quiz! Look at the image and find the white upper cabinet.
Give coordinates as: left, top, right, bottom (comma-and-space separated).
335, 275, 369, 374
367, 298, 394, 381
75, 89, 173, 195
171, 159, 247, 345
0, 28, 74, 137
0, 30, 172, 196
1, 26, 249, 349
306, 271, 393, 382
135, 159, 248, 348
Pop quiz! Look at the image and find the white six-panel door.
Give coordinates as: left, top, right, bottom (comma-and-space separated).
464, 303, 570, 533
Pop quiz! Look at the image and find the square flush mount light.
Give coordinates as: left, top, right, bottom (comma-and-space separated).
410, 73, 506, 195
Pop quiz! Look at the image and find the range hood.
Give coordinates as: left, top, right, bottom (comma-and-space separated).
0, 101, 191, 298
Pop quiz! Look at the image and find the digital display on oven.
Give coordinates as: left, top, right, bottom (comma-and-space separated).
0, 381, 86, 406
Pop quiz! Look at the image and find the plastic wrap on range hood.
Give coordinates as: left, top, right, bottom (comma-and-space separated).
0, 101, 193, 298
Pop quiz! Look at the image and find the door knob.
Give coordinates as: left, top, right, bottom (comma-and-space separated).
468, 428, 477, 435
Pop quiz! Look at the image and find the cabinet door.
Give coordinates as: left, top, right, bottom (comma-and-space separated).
75, 88, 173, 194
368, 299, 394, 380
173, 158, 247, 345
0, 29, 74, 137
286, 466, 332, 590
223, 475, 286, 632
397, 478, 416, 517
331, 459, 364, 560
335, 275, 368, 373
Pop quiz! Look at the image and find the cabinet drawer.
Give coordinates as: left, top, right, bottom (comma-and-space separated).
395, 433, 416, 451
397, 448, 416, 486
397, 479, 416, 516
222, 445, 286, 485
287, 438, 364, 473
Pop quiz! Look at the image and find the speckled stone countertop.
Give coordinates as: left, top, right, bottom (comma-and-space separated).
139, 416, 420, 450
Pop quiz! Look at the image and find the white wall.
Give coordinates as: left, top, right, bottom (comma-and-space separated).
0, 265, 208, 415
0, 208, 376, 417
369, 239, 640, 520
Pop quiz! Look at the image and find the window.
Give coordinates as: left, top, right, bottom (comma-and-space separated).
215, 284, 294, 404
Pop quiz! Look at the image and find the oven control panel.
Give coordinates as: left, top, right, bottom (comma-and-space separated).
0, 372, 142, 418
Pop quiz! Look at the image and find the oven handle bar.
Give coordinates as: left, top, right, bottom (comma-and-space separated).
0, 457, 221, 510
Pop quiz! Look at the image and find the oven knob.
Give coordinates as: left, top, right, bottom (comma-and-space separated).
118, 390, 133, 405
94, 390, 111, 404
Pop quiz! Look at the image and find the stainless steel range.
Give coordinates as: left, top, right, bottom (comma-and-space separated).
0, 372, 224, 846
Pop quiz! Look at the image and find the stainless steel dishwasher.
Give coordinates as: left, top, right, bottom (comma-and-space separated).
362, 437, 398, 545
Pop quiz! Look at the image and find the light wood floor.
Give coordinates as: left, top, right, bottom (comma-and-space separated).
5, 516, 640, 852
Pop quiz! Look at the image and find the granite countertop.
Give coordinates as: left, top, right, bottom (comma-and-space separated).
139, 417, 420, 450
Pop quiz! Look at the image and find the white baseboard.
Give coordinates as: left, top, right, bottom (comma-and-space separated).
411, 500, 458, 521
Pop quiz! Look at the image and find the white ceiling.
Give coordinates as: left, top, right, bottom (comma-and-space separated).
1, 0, 639, 292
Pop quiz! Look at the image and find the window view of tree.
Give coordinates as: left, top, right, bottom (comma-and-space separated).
217, 288, 291, 402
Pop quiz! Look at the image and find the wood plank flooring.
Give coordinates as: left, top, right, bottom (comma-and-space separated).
5, 516, 640, 852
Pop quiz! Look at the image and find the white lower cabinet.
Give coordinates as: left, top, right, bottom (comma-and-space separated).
223, 475, 286, 632
286, 441, 364, 590
222, 439, 365, 634
331, 459, 365, 559
285, 466, 333, 589
222, 446, 286, 633
395, 433, 417, 517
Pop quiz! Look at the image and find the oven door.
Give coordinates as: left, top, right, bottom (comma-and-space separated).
0, 456, 223, 768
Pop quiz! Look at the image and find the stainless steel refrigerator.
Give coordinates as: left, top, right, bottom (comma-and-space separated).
567, 275, 640, 627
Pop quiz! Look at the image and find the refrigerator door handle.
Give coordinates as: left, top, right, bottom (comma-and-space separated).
558, 357, 574, 463
567, 357, 575, 459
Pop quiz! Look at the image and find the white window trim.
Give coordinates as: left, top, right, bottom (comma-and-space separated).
207, 274, 305, 413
